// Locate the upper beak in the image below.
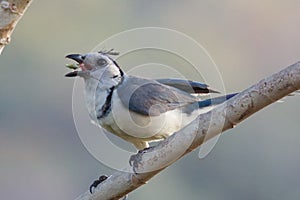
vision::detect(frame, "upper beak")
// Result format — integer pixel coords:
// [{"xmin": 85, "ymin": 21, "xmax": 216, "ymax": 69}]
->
[{"xmin": 65, "ymin": 54, "xmax": 84, "ymax": 64}]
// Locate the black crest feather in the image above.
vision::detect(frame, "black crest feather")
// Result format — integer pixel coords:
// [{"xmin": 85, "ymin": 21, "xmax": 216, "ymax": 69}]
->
[{"xmin": 98, "ymin": 49, "xmax": 119, "ymax": 56}]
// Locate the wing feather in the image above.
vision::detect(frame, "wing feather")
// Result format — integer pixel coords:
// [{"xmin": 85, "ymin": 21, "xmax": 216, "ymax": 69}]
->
[
  {"xmin": 156, "ymin": 78, "xmax": 219, "ymax": 94},
  {"xmin": 117, "ymin": 76, "xmax": 198, "ymax": 116}
]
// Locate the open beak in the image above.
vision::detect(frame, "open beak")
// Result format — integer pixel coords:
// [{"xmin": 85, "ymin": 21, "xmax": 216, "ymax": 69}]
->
[{"xmin": 65, "ymin": 54, "xmax": 85, "ymax": 77}]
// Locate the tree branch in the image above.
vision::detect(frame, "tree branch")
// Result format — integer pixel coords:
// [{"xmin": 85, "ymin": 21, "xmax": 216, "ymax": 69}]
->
[
  {"xmin": 75, "ymin": 61, "xmax": 300, "ymax": 200},
  {"xmin": 0, "ymin": 0, "xmax": 32, "ymax": 55}
]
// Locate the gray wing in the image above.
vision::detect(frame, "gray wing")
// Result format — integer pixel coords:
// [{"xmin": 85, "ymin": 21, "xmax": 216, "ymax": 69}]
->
[
  {"xmin": 117, "ymin": 76, "xmax": 198, "ymax": 116},
  {"xmin": 156, "ymin": 78, "xmax": 219, "ymax": 94}
]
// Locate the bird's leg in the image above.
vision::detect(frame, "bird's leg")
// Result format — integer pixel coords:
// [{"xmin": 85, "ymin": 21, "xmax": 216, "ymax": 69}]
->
[{"xmin": 129, "ymin": 146, "xmax": 154, "ymax": 174}]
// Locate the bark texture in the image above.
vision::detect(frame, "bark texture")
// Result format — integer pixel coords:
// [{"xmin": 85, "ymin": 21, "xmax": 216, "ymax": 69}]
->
[{"xmin": 0, "ymin": 0, "xmax": 32, "ymax": 54}]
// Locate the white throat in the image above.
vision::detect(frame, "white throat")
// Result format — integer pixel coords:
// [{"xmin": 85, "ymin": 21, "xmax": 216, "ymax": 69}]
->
[{"xmin": 83, "ymin": 64, "xmax": 124, "ymax": 122}]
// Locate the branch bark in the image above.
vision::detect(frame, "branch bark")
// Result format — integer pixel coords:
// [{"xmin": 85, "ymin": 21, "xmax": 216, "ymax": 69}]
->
[
  {"xmin": 75, "ymin": 61, "xmax": 300, "ymax": 200},
  {"xmin": 0, "ymin": 0, "xmax": 32, "ymax": 55}
]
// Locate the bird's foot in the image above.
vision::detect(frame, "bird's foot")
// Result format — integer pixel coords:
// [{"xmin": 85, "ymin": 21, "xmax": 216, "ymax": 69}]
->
[
  {"xmin": 89, "ymin": 175, "xmax": 128, "ymax": 199},
  {"xmin": 89, "ymin": 175, "xmax": 108, "ymax": 194},
  {"xmin": 129, "ymin": 147, "xmax": 153, "ymax": 174}
]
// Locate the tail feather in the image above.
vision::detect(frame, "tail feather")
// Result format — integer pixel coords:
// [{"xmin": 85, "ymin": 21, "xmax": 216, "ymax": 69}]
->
[{"xmin": 198, "ymin": 93, "xmax": 238, "ymax": 108}]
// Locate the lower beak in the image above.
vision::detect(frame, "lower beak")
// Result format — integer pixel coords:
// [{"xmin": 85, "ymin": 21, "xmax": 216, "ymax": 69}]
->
[
  {"xmin": 65, "ymin": 71, "xmax": 78, "ymax": 77},
  {"xmin": 65, "ymin": 70, "xmax": 87, "ymax": 77}
]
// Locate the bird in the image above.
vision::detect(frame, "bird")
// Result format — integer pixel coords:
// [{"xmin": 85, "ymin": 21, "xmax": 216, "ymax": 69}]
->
[{"xmin": 65, "ymin": 50, "xmax": 238, "ymax": 150}]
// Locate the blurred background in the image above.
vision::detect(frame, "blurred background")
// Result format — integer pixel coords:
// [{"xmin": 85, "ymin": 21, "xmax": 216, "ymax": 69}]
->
[{"xmin": 1, "ymin": 0, "xmax": 300, "ymax": 199}]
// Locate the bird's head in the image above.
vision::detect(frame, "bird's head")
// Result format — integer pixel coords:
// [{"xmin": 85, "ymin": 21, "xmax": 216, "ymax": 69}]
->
[{"xmin": 65, "ymin": 51, "xmax": 123, "ymax": 80}]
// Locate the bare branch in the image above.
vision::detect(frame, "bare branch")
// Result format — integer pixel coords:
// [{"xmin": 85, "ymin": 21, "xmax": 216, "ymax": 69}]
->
[
  {"xmin": 75, "ymin": 61, "xmax": 300, "ymax": 200},
  {"xmin": 0, "ymin": 0, "xmax": 32, "ymax": 55}
]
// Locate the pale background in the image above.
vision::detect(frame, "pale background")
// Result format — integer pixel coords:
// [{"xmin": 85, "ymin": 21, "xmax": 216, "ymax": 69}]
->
[{"xmin": 0, "ymin": 1, "xmax": 300, "ymax": 199}]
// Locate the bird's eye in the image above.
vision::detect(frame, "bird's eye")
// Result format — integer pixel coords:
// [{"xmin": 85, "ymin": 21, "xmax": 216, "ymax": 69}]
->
[{"xmin": 97, "ymin": 58, "xmax": 107, "ymax": 66}]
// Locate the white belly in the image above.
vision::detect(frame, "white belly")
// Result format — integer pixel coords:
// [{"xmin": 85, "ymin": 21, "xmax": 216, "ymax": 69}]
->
[
  {"xmin": 95, "ymin": 91, "xmax": 216, "ymax": 149},
  {"xmin": 102, "ymin": 92, "xmax": 197, "ymax": 140}
]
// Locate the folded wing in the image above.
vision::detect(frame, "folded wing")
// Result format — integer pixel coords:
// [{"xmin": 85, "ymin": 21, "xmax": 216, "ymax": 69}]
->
[{"xmin": 117, "ymin": 76, "xmax": 198, "ymax": 116}]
